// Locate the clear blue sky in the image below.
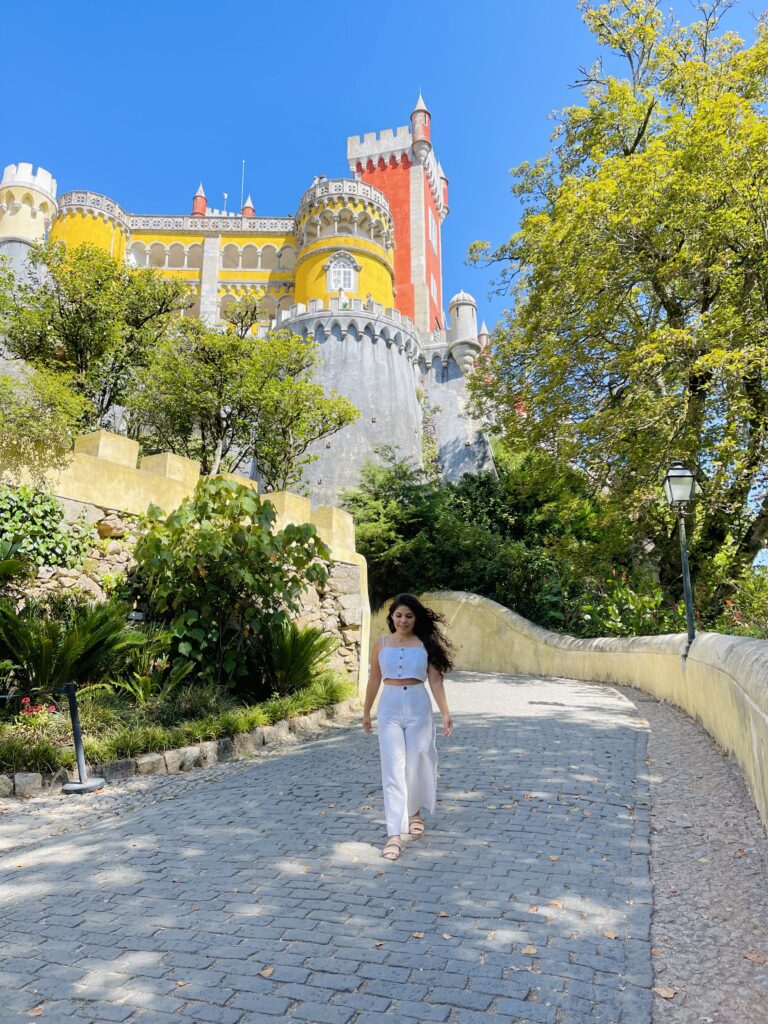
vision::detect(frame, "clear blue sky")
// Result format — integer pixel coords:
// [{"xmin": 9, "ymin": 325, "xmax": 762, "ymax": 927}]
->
[{"xmin": 2, "ymin": 0, "xmax": 763, "ymax": 330}]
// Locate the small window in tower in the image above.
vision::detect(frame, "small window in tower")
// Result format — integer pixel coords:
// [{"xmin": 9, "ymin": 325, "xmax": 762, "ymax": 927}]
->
[
  {"xmin": 430, "ymin": 274, "xmax": 438, "ymax": 303},
  {"xmin": 325, "ymin": 251, "xmax": 359, "ymax": 294},
  {"xmin": 331, "ymin": 266, "xmax": 354, "ymax": 291},
  {"xmin": 429, "ymin": 209, "xmax": 438, "ymax": 253}
]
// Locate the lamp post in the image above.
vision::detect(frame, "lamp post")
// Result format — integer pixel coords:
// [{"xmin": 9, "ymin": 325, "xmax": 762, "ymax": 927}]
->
[{"xmin": 663, "ymin": 461, "xmax": 697, "ymax": 650}]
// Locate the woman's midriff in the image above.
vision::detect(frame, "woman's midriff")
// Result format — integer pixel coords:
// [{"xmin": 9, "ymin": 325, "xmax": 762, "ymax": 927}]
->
[{"xmin": 382, "ymin": 678, "xmax": 425, "ymax": 686}]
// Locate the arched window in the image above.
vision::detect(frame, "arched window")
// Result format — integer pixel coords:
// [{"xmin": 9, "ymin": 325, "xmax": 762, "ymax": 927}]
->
[{"xmin": 325, "ymin": 251, "xmax": 359, "ymax": 293}]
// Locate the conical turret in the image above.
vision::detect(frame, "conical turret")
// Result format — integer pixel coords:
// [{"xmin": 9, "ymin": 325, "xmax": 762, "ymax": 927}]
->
[
  {"xmin": 192, "ymin": 183, "xmax": 207, "ymax": 217},
  {"xmin": 411, "ymin": 92, "xmax": 432, "ymax": 165}
]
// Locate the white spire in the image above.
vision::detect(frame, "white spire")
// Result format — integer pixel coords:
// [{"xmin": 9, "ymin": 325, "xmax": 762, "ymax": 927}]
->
[
  {"xmin": 413, "ymin": 91, "xmax": 430, "ymax": 114},
  {"xmin": 195, "ymin": 182, "xmax": 206, "ymax": 198},
  {"xmin": 244, "ymin": 193, "xmax": 254, "ymax": 208}
]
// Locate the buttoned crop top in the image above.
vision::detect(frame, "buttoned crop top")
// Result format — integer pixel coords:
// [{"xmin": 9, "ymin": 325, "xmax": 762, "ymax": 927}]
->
[{"xmin": 378, "ymin": 641, "xmax": 429, "ymax": 682}]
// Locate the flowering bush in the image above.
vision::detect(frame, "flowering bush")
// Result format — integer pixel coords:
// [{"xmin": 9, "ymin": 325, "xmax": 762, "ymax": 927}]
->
[{"xmin": 15, "ymin": 698, "xmax": 64, "ymax": 742}]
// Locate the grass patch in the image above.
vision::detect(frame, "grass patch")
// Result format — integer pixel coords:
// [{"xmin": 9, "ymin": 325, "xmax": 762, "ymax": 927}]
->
[{"xmin": 0, "ymin": 671, "xmax": 356, "ymax": 775}]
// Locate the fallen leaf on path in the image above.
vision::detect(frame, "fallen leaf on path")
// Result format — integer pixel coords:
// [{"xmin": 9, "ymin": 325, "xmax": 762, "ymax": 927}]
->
[
  {"xmin": 259, "ymin": 966, "xmax": 274, "ymax": 977},
  {"xmin": 374, "ymin": 941, "xmax": 383, "ymax": 948},
  {"xmin": 412, "ymin": 931, "xmax": 424, "ymax": 939},
  {"xmin": 521, "ymin": 944, "xmax": 538, "ymax": 955},
  {"xmin": 652, "ymin": 986, "xmax": 677, "ymax": 999},
  {"xmin": 438, "ymin": 911, "xmax": 448, "ymax": 918},
  {"xmin": 603, "ymin": 931, "xmax": 618, "ymax": 940},
  {"xmin": 549, "ymin": 855, "xmax": 560, "ymax": 862},
  {"xmin": 651, "ymin": 948, "xmax": 661, "ymax": 956},
  {"xmin": 744, "ymin": 950, "xmax": 767, "ymax": 965},
  {"xmin": 442, "ymin": 933, "xmax": 452, "ymax": 939},
  {"xmin": 529, "ymin": 904, "xmax": 539, "ymax": 913},
  {"xmin": 548, "ymin": 899, "xmax": 564, "ymax": 909},
  {"xmin": 735, "ymin": 848, "xmax": 745, "ymax": 858},
  {"xmin": 29, "ymin": 1008, "xmax": 44, "ymax": 1018}
]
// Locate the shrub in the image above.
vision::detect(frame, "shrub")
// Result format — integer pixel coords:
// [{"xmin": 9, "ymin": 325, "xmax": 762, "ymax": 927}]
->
[
  {"xmin": 714, "ymin": 566, "xmax": 768, "ymax": 638},
  {"xmin": 0, "ymin": 538, "xmax": 32, "ymax": 597},
  {"xmin": 0, "ymin": 597, "xmax": 142, "ymax": 698},
  {"xmin": 0, "ymin": 484, "xmax": 94, "ymax": 569},
  {"xmin": 577, "ymin": 571, "xmax": 685, "ymax": 638},
  {"xmin": 257, "ymin": 621, "xmax": 338, "ymax": 698},
  {"xmin": 133, "ymin": 477, "xmax": 330, "ymax": 688}
]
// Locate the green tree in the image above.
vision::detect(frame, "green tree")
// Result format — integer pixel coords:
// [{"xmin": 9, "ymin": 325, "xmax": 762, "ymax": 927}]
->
[
  {"xmin": 127, "ymin": 320, "xmax": 358, "ymax": 486},
  {"xmin": 3, "ymin": 242, "xmax": 189, "ymax": 426},
  {"xmin": 0, "ymin": 365, "xmax": 88, "ymax": 480},
  {"xmin": 133, "ymin": 477, "xmax": 330, "ymax": 687},
  {"xmin": 341, "ymin": 452, "xmax": 617, "ymax": 627},
  {"xmin": 221, "ymin": 293, "xmax": 267, "ymax": 339},
  {"xmin": 469, "ymin": 0, "xmax": 768, "ymax": 608}
]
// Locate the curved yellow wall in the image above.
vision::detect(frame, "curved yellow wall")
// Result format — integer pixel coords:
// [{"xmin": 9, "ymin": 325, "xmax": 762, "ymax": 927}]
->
[
  {"xmin": 295, "ymin": 237, "xmax": 394, "ymax": 307},
  {"xmin": 50, "ymin": 211, "xmax": 128, "ymax": 262}
]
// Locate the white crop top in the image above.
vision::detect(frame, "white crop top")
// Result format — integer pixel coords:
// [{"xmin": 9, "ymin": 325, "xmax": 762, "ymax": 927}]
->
[{"xmin": 378, "ymin": 641, "xmax": 429, "ymax": 681}]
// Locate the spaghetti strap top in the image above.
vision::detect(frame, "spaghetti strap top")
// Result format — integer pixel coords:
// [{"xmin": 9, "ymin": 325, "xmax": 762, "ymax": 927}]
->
[{"xmin": 378, "ymin": 640, "xmax": 429, "ymax": 682}]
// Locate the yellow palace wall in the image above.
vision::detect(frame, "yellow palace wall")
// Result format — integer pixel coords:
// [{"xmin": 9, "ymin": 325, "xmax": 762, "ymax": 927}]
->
[{"xmin": 50, "ymin": 211, "xmax": 128, "ymax": 262}]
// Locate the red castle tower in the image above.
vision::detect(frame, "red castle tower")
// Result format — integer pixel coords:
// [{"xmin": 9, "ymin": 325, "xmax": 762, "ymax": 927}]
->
[{"xmin": 347, "ymin": 94, "xmax": 448, "ymax": 335}]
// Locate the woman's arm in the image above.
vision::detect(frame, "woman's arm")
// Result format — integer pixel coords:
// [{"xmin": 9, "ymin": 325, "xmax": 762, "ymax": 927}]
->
[
  {"xmin": 427, "ymin": 664, "xmax": 453, "ymax": 737},
  {"xmin": 362, "ymin": 638, "xmax": 383, "ymax": 734}
]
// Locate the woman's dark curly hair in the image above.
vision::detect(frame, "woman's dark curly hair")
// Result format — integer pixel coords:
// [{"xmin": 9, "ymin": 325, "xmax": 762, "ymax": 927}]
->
[{"xmin": 386, "ymin": 594, "xmax": 454, "ymax": 676}]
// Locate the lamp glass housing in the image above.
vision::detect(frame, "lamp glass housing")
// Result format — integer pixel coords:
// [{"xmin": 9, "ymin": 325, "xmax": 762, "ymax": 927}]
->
[{"xmin": 663, "ymin": 462, "xmax": 697, "ymax": 507}]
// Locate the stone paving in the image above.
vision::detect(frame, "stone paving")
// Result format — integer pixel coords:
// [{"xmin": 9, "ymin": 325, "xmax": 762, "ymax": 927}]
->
[
  {"xmin": 639, "ymin": 693, "xmax": 768, "ymax": 1023},
  {"xmin": 0, "ymin": 672, "xmax": 764, "ymax": 1023}
]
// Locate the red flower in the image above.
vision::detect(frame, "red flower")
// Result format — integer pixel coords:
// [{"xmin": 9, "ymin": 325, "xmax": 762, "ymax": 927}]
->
[
  {"xmin": 48, "ymin": 705, "xmax": 56, "ymax": 712},
  {"xmin": 21, "ymin": 697, "xmax": 30, "ymax": 704}
]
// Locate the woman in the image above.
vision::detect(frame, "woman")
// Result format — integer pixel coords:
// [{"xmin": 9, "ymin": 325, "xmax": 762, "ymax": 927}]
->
[{"xmin": 363, "ymin": 594, "xmax": 454, "ymax": 861}]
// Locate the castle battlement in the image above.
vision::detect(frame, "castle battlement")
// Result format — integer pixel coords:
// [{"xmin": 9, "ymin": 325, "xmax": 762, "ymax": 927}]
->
[
  {"xmin": 1, "ymin": 163, "xmax": 57, "ymax": 201},
  {"xmin": 347, "ymin": 126, "xmax": 412, "ymax": 168},
  {"xmin": 297, "ymin": 178, "xmax": 392, "ymax": 221}
]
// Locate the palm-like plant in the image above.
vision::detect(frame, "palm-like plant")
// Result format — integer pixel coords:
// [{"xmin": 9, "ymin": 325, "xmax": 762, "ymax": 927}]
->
[
  {"xmin": 261, "ymin": 620, "xmax": 337, "ymax": 697},
  {"xmin": 0, "ymin": 598, "xmax": 142, "ymax": 698},
  {"xmin": 0, "ymin": 539, "xmax": 31, "ymax": 595}
]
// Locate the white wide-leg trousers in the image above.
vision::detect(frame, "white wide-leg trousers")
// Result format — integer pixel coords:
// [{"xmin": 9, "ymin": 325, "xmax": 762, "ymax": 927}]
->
[{"xmin": 377, "ymin": 683, "xmax": 438, "ymax": 836}]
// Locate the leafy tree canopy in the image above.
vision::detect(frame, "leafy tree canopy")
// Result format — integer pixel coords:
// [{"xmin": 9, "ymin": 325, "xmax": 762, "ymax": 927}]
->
[
  {"xmin": 127, "ymin": 320, "xmax": 358, "ymax": 488},
  {"xmin": 469, "ymin": 0, "xmax": 768, "ymax": 600},
  {"xmin": 340, "ymin": 450, "xmax": 622, "ymax": 626},
  {"xmin": 0, "ymin": 365, "xmax": 88, "ymax": 481},
  {"xmin": 2, "ymin": 242, "xmax": 189, "ymax": 426}
]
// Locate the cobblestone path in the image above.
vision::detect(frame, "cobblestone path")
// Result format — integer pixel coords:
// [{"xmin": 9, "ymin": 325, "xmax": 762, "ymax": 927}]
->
[{"xmin": 0, "ymin": 672, "xmax": 764, "ymax": 1024}]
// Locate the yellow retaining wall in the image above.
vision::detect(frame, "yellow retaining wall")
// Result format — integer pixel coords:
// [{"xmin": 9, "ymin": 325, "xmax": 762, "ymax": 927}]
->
[{"xmin": 371, "ymin": 590, "xmax": 768, "ymax": 829}]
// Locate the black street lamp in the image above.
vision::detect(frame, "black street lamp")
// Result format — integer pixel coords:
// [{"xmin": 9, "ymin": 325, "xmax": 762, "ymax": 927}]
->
[{"xmin": 663, "ymin": 461, "xmax": 698, "ymax": 652}]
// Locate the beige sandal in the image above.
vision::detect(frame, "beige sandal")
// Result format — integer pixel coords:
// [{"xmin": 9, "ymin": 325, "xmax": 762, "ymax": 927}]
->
[
  {"xmin": 382, "ymin": 836, "xmax": 402, "ymax": 860},
  {"xmin": 408, "ymin": 815, "xmax": 425, "ymax": 836}
]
